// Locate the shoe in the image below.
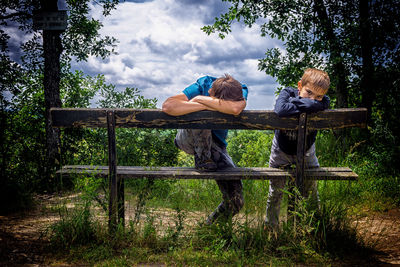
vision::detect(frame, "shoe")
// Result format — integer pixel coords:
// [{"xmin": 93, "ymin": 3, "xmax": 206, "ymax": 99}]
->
[
  {"xmin": 195, "ymin": 157, "xmax": 217, "ymax": 172},
  {"xmin": 263, "ymin": 222, "xmax": 279, "ymax": 232},
  {"xmin": 204, "ymin": 202, "xmax": 229, "ymax": 225},
  {"xmin": 205, "ymin": 210, "xmax": 218, "ymax": 225}
]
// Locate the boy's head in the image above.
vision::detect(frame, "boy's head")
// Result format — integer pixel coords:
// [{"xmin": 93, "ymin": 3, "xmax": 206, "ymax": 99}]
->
[
  {"xmin": 209, "ymin": 74, "xmax": 244, "ymax": 101},
  {"xmin": 298, "ymin": 68, "xmax": 330, "ymax": 101}
]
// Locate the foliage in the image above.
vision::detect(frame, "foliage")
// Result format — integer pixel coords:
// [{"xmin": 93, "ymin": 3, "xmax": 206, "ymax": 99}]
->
[
  {"xmin": 316, "ymin": 130, "xmax": 400, "ymax": 208},
  {"xmin": 63, "ymin": 0, "xmax": 119, "ymax": 61},
  {"xmin": 203, "ymin": 0, "xmax": 400, "ymax": 175},
  {"xmin": 203, "ymin": 0, "xmax": 400, "ymax": 105},
  {"xmin": 227, "ymin": 130, "xmax": 273, "ymax": 167},
  {"xmin": 0, "ymin": 0, "xmax": 122, "ymax": 212},
  {"xmin": 0, "ymin": 0, "xmax": 119, "ymax": 63},
  {"xmin": 59, "ymin": 75, "xmax": 179, "ymax": 216},
  {"xmin": 0, "ymin": 60, "xmax": 48, "ymax": 213},
  {"xmin": 0, "ymin": 56, "xmax": 178, "ymax": 213},
  {"xmin": 47, "ymin": 187, "xmax": 373, "ymax": 266},
  {"xmin": 48, "ymin": 202, "xmax": 98, "ymax": 249},
  {"xmin": 42, "ymin": 127, "xmax": 396, "ymax": 265}
]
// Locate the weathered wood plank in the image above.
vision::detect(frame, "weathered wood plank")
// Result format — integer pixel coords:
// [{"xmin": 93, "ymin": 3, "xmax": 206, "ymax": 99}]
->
[
  {"xmin": 296, "ymin": 113, "xmax": 307, "ymax": 195},
  {"xmin": 51, "ymin": 108, "xmax": 107, "ymax": 127},
  {"xmin": 107, "ymin": 111, "xmax": 119, "ymax": 230},
  {"xmin": 56, "ymin": 166, "xmax": 358, "ymax": 180},
  {"xmin": 307, "ymin": 108, "xmax": 368, "ymax": 130},
  {"xmin": 50, "ymin": 108, "xmax": 367, "ymax": 130}
]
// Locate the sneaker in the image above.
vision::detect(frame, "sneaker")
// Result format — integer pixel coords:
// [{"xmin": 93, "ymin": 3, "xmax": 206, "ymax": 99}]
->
[
  {"xmin": 205, "ymin": 210, "xmax": 218, "ymax": 225},
  {"xmin": 194, "ymin": 157, "xmax": 217, "ymax": 172},
  {"xmin": 263, "ymin": 221, "xmax": 279, "ymax": 232}
]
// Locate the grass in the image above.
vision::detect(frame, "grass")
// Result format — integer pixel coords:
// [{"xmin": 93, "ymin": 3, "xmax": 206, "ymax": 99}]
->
[
  {"xmin": 45, "ymin": 130, "xmax": 398, "ymax": 266},
  {"xmin": 46, "ymin": 186, "xmax": 374, "ymax": 266}
]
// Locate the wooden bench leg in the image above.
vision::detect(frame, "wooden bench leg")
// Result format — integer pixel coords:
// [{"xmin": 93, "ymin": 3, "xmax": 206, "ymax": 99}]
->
[
  {"xmin": 287, "ymin": 113, "xmax": 307, "ymax": 225},
  {"xmin": 118, "ymin": 177, "xmax": 124, "ymax": 226},
  {"xmin": 296, "ymin": 112, "xmax": 307, "ymax": 196},
  {"xmin": 107, "ymin": 110, "xmax": 119, "ymax": 232}
]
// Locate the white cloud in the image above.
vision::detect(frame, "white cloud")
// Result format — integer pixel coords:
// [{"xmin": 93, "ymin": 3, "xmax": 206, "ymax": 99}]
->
[{"xmin": 71, "ymin": 0, "xmax": 280, "ymax": 109}]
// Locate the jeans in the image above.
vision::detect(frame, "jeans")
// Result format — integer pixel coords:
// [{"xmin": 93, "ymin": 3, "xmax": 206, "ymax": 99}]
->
[
  {"xmin": 175, "ymin": 129, "xmax": 244, "ymax": 223},
  {"xmin": 265, "ymin": 135, "xmax": 319, "ymax": 226}
]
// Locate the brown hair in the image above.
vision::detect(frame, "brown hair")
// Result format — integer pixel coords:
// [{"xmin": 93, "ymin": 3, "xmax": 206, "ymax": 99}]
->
[
  {"xmin": 301, "ymin": 68, "xmax": 330, "ymax": 93},
  {"xmin": 210, "ymin": 74, "xmax": 244, "ymax": 101}
]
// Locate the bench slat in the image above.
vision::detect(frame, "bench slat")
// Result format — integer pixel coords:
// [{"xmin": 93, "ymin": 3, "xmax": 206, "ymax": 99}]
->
[
  {"xmin": 56, "ymin": 165, "xmax": 357, "ymax": 180},
  {"xmin": 50, "ymin": 108, "xmax": 367, "ymax": 130}
]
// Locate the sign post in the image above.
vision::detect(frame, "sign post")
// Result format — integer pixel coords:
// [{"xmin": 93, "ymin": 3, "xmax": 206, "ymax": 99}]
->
[{"xmin": 33, "ymin": 11, "xmax": 68, "ymax": 31}]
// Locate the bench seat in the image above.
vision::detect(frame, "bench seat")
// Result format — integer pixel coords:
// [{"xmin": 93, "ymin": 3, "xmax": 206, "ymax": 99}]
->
[{"xmin": 57, "ymin": 165, "xmax": 358, "ymax": 180}]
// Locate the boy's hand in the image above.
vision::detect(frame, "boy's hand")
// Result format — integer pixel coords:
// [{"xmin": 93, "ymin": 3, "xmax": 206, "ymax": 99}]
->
[{"xmin": 291, "ymin": 96, "xmax": 329, "ymax": 112}]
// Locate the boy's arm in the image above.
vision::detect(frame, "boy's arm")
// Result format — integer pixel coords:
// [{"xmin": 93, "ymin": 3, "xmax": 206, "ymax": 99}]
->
[
  {"xmin": 275, "ymin": 88, "xmax": 330, "ymax": 117},
  {"xmin": 191, "ymin": 95, "xmax": 246, "ymax": 115},
  {"xmin": 290, "ymin": 95, "xmax": 330, "ymax": 112},
  {"xmin": 162, "ymin": 93, "xmax": 212, "ymax": 116},
  {"xmin": 274, "ymin": 88, "xmax": 302, "ymax": 117}
]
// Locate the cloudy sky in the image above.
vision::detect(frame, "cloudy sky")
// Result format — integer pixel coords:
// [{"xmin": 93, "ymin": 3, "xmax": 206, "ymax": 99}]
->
[{"xmin": 69, "ymin": 0, "xmax": 282, "ymax": 110}]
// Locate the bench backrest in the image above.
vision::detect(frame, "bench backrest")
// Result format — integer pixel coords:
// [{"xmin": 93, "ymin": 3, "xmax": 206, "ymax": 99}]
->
[{"xmin": 51, "ymin": 108, "xmax": 367, "ymax": 130}]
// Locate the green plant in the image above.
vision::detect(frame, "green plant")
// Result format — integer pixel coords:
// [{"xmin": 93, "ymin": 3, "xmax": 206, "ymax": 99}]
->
[
  {"xmin": 164, "ymin": 206, "xmax": 186, "ymax": 249},
  {"xmin": 227, "ymin": 130, "xmax": 273, "ymax": 167},
  {"xmin": 48, "ymin": 202, "xmax": 98, "ymax": 249}
]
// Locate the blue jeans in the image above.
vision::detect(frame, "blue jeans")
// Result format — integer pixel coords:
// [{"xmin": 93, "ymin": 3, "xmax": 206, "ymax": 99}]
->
[{"xmin": 266, "ymin": 135, "xmax": 319, "ymax": 226}]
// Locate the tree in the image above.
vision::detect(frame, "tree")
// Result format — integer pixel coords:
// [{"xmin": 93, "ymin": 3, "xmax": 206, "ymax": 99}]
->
[
  {"xmin": 1, "ymin": 0, "xmax": 119, "ymax": 185},
  {"xmin": 203, "ymin": 0, "xmax": 400, "ymax": 174},
  {"xmin": 202, "ymin": 0, "xmax": 400, "ymax": 114}
]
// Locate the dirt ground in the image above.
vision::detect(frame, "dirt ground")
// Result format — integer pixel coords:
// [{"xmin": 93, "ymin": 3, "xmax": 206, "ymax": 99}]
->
[{"xmin": 0, "ymin": 194, "xmax": 399, "ymax": 266}]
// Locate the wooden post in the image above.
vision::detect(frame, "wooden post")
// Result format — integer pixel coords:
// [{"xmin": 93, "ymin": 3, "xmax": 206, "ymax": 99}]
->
[
  {"xmin": 118, "ymin": 169, "xmax": 125, "ymax": 227},
  {"xmin": 296, "ymin": 113, "xmax": 307, "ymax": 196},
  {"xmin": 287, "ymin": 112, "xmax": 307, "ymax": 218},
  {"xmin": 107, "ymin": 110, "xmax": 118, "ymax": 231}
]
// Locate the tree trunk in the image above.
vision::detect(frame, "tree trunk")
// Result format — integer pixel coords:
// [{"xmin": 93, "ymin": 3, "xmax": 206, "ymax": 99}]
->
[
  {"xmin": 313, "ymin": 0, "xmax": 348, "ymax": 108},
  {"xmin": 41, "ymin": 0, "xmax": 63, "ymax": 180},
  {"xmin": 359, "ymin": 0, "xmax": 374, "ymax": 123}
]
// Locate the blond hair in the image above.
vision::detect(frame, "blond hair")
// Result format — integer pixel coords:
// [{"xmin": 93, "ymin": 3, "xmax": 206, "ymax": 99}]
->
[{"xmin": 301, "ymin": 68, "xmax": 330, "ymax": 93}]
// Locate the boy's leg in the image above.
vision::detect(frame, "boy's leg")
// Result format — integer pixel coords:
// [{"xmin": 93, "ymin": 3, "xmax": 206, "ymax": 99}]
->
[
  {"xmin": 175, "ymin": 129, "xmax": 217, "ymax": 171},
  {"xmin": 265, "ymin": 135, "xmax": 293, "ymax": 228},
  {"xmin": 175, "ymin": 130, "xmax": 242, "ymax": 224},
  {"xmin": 205, "ymin": 143, "xmax": 244, "ymax": 225}
]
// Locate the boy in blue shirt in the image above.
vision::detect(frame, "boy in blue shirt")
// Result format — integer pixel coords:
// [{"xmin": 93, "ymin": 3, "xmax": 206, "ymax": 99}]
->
[
  {"xmin": 162, "ymin": 74, "xmax": 248, "ymax": 224},
  {"xmin": 266, "ymin": 68, "xmax": 330, "ymax": 228}
]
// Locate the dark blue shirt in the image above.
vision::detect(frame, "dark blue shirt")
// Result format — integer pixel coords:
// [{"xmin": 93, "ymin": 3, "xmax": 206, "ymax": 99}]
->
[
  {"xmin": 183, "ymin": 76, "xmax": 248, "ymax": 147},
  {"xmin": 274, "ymin": 87, "xmax": 330, "ymax": 155}
]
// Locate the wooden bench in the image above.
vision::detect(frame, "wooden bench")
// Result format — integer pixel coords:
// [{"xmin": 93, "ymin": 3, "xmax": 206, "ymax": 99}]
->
[{"xmin": 51, "ymin": 108, "xmax": 367, "ymax": 229}]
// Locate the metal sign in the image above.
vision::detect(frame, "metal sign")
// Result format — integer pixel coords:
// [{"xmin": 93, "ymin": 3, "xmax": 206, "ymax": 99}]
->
[{"xmin": 33, "ymin": 11, "xmax": 68, "ymax": 31}]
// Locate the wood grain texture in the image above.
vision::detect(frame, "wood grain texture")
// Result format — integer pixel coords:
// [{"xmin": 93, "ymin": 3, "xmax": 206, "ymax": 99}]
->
[
  {"xmin": 50, "ymin": 108, "xmax": 367, "ymax": 130},
  {"xmin": 56, "ymin": 166, "xmax": 358, "ymax": 180},
  {"xmin": 107, "ymin": 111, "xmax": 119, "ymax": 230},
  {"xmin": 296, "ymin": 113, "xmax": 307, "ymax": 195}
]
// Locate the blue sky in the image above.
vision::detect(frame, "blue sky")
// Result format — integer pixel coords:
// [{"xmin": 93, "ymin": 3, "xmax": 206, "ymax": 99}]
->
[{"xmin": 69, "ymin": 0, "xmax": 282, "ymax": 110}]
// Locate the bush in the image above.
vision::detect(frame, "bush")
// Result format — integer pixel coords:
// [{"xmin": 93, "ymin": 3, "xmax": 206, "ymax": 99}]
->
[
  {"xmin": 49, "ymin": 203, "xmax": 98, "ymax": 249},
  {"xmin": 227, "ymin": 130, "xmax": 273, "ymax": 167}
]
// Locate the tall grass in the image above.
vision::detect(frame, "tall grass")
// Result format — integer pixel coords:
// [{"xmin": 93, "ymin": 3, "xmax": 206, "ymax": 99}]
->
[
  {"xmin": 47, "ymin": 129, "xmax": 395, "ymax": 265},
  {"xmin": 47, "ymin": 188, "xmax": 371, "ymax": 266}
]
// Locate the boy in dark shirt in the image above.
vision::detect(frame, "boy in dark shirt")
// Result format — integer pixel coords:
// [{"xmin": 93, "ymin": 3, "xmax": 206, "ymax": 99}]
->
[{"xmin": 265, "ymin": 68, "xmax": 330, "ymax": 228}]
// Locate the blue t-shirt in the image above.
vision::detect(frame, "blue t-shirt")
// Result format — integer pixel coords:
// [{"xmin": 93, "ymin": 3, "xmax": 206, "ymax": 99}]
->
[{"xmin": 183, "ymin": 76, "xmax": 248, "ymax": 147}]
